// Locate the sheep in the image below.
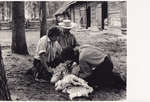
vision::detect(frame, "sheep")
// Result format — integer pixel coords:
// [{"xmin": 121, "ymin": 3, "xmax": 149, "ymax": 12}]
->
[
  {"xmin": 50, "ymin": 61, "xmax": 71, "ymax": 83},
  {"xmin": 50, "ymin": 61, "xmax": 93, "ymax": 100},
  {"xmin": 55, "ymin": 74, "xmax": 93, "ymax": 100}
]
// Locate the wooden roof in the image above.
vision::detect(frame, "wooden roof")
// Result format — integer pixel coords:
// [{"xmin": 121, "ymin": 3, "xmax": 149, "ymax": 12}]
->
[{"xmin": 54, "ymin": 1, "xmax": 77, "ymax": 16}]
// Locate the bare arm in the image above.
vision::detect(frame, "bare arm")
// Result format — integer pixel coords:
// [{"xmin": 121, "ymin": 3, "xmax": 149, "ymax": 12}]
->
[
  {"xmin": 78, "ymin": 60, "xmax": 92, "ymax": 79},
  {"xmin": 40, "ymin": 53, "xmax": 53, "ymax": 73}
]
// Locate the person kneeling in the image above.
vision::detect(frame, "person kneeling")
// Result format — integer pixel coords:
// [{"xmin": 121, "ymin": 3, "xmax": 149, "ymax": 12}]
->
[
  {"xmin": 61, "ymin": 44, "xmax": 114, "ymax": 88},
  {"xmin": 32, "ymin": 26, "xmax": 62, "ymax": 82}
]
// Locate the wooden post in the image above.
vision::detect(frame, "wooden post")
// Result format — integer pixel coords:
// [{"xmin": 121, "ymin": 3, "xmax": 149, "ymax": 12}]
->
[{"xmin": 0, "ymin": 45, "xmax": 11, "ymax": 100}]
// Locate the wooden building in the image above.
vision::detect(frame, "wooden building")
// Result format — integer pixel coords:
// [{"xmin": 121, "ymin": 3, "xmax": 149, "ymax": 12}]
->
[
  {"xmin": 108, "ymin": 1, "xmax": 127, "ymax": 28},
  {"xmin": 54, "ymin": 1, "xmax": 127, "ymax": 31}
]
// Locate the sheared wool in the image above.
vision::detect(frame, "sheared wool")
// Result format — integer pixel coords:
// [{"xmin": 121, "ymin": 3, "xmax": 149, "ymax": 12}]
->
[
  {"xmin": 51, "ymin": 62, "xmax": 93, "ymax": 100},
  {"xmin": 66, "ymin": 86, "xmax": 92, "ymax": 100},
  {"xmin": 51, "ymin": 61, "xmax": 78, "ymax": 83},
  {"xmin": 51, "ymin": 63, "xmax": 68, "ymax": 83},
  {"xmin": 55, "ymin": 74, "xmax": 93, "ymax": 100}
]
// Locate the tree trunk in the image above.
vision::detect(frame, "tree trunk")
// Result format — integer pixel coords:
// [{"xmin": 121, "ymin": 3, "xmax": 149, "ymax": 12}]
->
[
  {"xmin": 2, "ymin": 3, "xmax": 5, "ymax": 21},
  {"xmin": 0, "ymin": 45, "xmax": 11, "ymax": 100},
  {"xmin": 39, "ymin": 1, "xmax": 47, "ymax": 37},
  {"xmin": 11, "ymin": 2, "xmax": 28, "ymax": 55}
]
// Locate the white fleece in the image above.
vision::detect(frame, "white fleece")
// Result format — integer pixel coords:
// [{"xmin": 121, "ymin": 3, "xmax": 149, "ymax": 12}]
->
[{"xmin": 55, "ymin": 74, "xmax": 93, "ymax": 100}]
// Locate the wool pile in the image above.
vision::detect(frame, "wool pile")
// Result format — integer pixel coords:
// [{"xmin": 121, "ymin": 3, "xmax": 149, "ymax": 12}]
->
[
  {"xmin": 55, "ymin": 74, "xmax": 93, "ymax": 100},
  {"xmin": 51, "ymin": 62, "xmax": 93, "ymax": 100}
]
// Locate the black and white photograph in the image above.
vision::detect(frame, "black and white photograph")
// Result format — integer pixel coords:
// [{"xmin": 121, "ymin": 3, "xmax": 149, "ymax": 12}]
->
[{"xmin": 0, "ymin": 1, "xmax": 127, "ymax": 101}]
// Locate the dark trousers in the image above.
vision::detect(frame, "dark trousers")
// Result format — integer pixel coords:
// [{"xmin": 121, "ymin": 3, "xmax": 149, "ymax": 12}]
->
[
  {"xmin": 32, "ymin": 57, "xmax": 63, "ymax": 81},
  {"xmin": 33, "ymin": 59, "xmax": 52, "ymax": 81},
  {"xmin": 85, "ymin": 56, "xmax": 114, "ymax": 87}
]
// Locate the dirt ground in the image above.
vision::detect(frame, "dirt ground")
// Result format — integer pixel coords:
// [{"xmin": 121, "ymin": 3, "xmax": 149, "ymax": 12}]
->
[{"xmin": 0, "ymin": 29, "xmax": 126, "ymax": 101}]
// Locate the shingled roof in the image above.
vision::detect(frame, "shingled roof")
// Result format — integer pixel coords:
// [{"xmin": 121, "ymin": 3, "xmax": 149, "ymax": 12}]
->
[{"xmin": 54, "ymin": 1, "xmax": 77, "ymax": 16}]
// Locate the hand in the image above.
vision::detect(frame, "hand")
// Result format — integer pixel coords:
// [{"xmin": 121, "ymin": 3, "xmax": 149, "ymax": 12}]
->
[
  {"xmin": 47, "ymin": 67, "xmax": 53, "ymax": 73},
  {"xmin": 72, "ymin": 65, "xmax": 80, "ymax": 76},
  {"xmin": 73, "ymin": 46, "xmax": 79, "ymax": 52}
]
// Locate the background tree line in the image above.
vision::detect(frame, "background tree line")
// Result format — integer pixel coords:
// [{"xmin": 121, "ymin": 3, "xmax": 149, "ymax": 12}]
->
[{"xmin": 0, "ymin": 1, "xmax": 64, "ymax": 21}]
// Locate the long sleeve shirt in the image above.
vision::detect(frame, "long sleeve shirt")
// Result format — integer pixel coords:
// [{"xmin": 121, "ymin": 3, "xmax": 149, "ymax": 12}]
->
[
  {"xmin": 78, "ymin": 44, "xmax": 107, "ymax": 78},
  {"xmin": 57, "ymin": 31, "xmax": 79, "ymax": 50}
]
